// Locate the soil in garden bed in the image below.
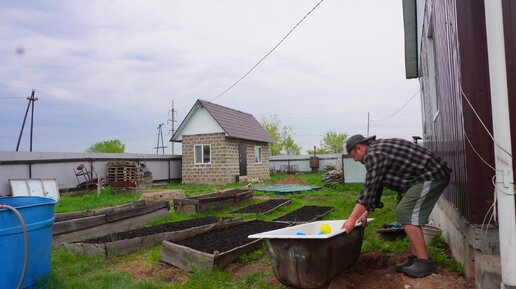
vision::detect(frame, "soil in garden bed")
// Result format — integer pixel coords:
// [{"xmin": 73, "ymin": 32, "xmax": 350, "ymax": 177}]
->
[
  {"xmin": 273, "ymin": 205, "xmax": 333, "ymax": 222},
  {"xmin": 174, "ymin": 220, "xmax": 288, "ymax": 254},
  {"xmin": 192, "ymin": 189, "xmax": 249, "ymax": 199},
  {"xmin": 83, "ymin": 217, "xmax": 221, "ymax": 244},
  {"xmin": 230, "ymin": 199, "xmax": 290, "ymax": 214}
]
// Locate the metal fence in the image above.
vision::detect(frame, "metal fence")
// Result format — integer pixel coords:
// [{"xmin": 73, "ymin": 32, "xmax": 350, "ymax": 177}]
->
[
  {"xmin": 269, "ymin": 154, "xmax": 366, "ymax": 183},
  {"xmin": 0, "ymin": 151, "xmax": 181, "ymax": 196}
]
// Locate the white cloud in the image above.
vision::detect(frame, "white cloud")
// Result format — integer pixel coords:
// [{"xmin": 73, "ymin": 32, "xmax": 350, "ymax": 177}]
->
[{"xmin": 0, "ymin": 0, "xmax": 421, "ymax": 154}]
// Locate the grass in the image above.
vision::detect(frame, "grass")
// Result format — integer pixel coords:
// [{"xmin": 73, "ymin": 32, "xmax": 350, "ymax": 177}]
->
[{"xmin": 47, "ymin": 172, "xmax": 464, "ymax": 288}]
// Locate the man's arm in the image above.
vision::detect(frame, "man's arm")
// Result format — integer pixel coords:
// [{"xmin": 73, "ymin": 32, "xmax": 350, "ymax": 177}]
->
[{"xmin": 342, "ymin": 203, "xmax": 368, "ymax": 233}]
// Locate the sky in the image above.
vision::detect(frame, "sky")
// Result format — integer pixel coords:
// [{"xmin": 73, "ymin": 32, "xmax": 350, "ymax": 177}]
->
[{"xmin": 0, "ymin": 0, "xmax": 421, "ymax": 155}]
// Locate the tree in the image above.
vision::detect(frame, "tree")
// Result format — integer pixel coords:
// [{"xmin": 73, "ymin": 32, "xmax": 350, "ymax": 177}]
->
[
  {"xmin": 86, "ymin": 139, "xmax": 125, "ymax": 153},
  {"xmin": 261, "ymin": 115, "xmax": 283, "ymax": 155},
  {"xmin": 282, "ymin": 135, "xmax": 301, "ymax": 155},
  {"xmin": 261, "ymin": 115, "xmax": 302, "ymax": 155},
  {"xmin": 306, "ymin": 146, "xmax": 331, "ymax": 155},
  {"xmin": 320, "ymin": 131, "xmax": 347, "ymax": 153}
]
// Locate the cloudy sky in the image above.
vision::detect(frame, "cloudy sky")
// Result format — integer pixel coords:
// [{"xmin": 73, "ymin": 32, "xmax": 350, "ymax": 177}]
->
[{"xmin": 0, "ymin": 0, "xmax": 421, "ymax": 155}]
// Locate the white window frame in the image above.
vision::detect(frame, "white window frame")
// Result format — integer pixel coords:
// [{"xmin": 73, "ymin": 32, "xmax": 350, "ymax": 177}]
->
[
  {"xmin": 254, "ymin": 146, "xmax": 262, "ymax": 163},
  {"xmin": 194, "ymin": 144, "xmax": 211, "ymax": 164},
  {"xmin": 427, "ymin": 19, "xmax": 440, "ymax": 122}
]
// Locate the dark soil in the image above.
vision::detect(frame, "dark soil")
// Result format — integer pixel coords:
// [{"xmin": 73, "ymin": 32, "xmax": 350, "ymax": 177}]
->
[
  {"xmin": 83, "ymin": 217, "xmax": 221, "ymax": 244},
  {"xmin": 192, "ymin": 189, "xmax": 249, "ymax": 200},
  {"xmin": 230, "ymin": 199, "xmax": 290, "ymax": 214},
  {"xmin": 273, "ymin": 205, "xmax": 333, "ymax": 222},
  {"xmin": 175, "ymin": 220, "xmax": 288, "ymax": 254}
]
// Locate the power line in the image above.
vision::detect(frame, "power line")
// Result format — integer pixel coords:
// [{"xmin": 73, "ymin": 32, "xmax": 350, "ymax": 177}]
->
[
  {"xmin": 210, "ymin": 0, "xmax": 325, "ymax": 102},
  {"xmin": 370, "ymin": 90, "xmax": 420, "ymax": 123}
]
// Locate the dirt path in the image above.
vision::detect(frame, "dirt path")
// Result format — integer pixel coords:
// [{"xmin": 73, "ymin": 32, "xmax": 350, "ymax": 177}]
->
[{"xmin": 229, "ymin": 250, "xmax": 475, "ymax": 289}]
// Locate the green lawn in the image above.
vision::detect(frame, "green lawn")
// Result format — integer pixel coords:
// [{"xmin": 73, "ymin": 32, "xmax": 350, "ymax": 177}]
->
[{"xmin": 48, "ymin": 172, "xmax": 462, "ymax": 289}]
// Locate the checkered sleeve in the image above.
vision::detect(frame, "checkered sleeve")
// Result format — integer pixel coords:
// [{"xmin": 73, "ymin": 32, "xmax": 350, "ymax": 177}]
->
[{"xmin": 357, "ymin": 152, "xmax": 389, "ymax": 212}]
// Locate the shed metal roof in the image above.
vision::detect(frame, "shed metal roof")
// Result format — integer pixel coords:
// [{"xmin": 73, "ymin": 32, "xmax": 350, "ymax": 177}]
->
[{"xmin": 171, "ymin": 99, "xmax": 274, "ymax": 143}]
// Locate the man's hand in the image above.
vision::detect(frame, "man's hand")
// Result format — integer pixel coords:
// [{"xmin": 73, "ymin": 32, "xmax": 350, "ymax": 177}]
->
[
  {"xmin": 358, "ymin": 210, "xmax": 369, "ymax": 227},
  {"xmin": 342, "ymin": 217, "xmax": 357, "ymax": 233},
  {"xmin": 342, "ymin": 203, "xmax": 368, "ymax": 234}
]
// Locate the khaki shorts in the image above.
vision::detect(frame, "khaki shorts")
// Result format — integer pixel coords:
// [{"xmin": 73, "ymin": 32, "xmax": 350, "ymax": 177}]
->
[{"xmin": 396, "ymin": 178, "xmax": 450, "ymax": 226}]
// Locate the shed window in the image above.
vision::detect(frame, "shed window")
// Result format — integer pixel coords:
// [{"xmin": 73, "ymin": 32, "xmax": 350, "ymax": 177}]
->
[
  {"xmin": 254, "ymin": 146, "xmax": 262, "ymax": 163},
  {"xmin": 194, "ymin": 144, "xmax": 211, "ymax": 164}
]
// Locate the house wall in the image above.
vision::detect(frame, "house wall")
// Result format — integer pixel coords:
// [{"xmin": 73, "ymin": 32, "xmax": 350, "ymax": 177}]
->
[
  {"xmin": 418, "ymin": 0, "xmax": 508, "ymax": 287},
  {"xmin": 502, "ymin": 0, "xmax": 516, "ymax": 176},
  {"xmin": 181, "ymin": 133, "xmax": 270, "ymax": 184},
  {"xmin": 419, "ymin": 0, "xmax": 495, "ymax": 225}
]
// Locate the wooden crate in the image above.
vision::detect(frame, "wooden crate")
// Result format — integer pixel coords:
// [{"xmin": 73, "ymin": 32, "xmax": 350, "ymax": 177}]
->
[
  {"xmin": 60, "ymin": 218, "xmax": 243, "ymax": 257},
  {"xmin": 173, "ymin": 189, "xmax": 253, "ymax": 213},
  {"xmin": 53, "ymin": 200, "xmax": 170, "ymax": 243}
]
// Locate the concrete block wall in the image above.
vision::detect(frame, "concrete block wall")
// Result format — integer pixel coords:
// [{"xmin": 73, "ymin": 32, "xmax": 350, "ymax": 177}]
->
[{"xmin": 182, "ymin": 133, "xmax": 270, "ymax": 184}]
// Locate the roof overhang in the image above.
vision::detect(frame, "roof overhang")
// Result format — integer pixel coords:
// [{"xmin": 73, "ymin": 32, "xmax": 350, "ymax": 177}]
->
[{"xmin": 402, "ymin": 0, "xmax": 419, "ymax": 79}]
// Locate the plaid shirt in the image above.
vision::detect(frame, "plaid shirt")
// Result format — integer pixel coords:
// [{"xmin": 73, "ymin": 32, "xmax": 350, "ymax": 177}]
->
[{"xmin": 357, "ymin": 138, "xmax": 451, "ymax": 212}]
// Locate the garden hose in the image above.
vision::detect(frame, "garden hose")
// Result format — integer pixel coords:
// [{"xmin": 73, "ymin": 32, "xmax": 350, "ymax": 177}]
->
[{"xmin": 0, "ymin": 204, "xmax": 29, "ymax": 289}]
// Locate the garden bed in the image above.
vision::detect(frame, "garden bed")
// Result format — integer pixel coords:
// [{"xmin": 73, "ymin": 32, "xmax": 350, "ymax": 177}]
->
[
  {"xmin": 53, "ymin": 200, "xmax": 170, "ymax": 243},
  {"xmin": 230, "ymin": 199, "xmax": 291, "ymax": 214},
  {"xmin": 160, "ymin": 220, "xmax": 289, "ymax": 272},
  {"xmin": 273, "ymin": 205, "xmax": 334, "ymax": 223},
  {"xmin": 173, "ymin": 188, "xmax": 253, "ymax": 213},
  {"xmin": 61, "ymin": 217, "xmax": 242, "ymax": 257}
]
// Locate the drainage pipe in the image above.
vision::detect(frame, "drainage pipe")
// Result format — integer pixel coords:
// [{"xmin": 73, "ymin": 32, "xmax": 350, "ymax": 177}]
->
[{"xmin": 484, "ymin": 1, "xmax": 516, "ymax": 288}]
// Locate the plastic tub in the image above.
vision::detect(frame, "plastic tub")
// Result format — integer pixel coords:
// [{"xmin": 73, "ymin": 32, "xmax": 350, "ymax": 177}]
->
[
  {"xmin": 249, "ymin": 219, "xmax": 371, "ymax": 289},
  {"xmin": 0, "ymin": 196, "xmax": 57, "ymax": 289}
]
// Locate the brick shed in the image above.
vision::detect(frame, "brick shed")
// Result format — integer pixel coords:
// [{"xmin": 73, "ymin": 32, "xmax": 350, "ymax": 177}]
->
[{"xmin": 170, "ymin": 99, "xmax": 274, "ymax": 184}]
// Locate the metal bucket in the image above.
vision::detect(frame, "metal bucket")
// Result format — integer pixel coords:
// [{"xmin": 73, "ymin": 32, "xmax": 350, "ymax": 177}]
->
[
  {"xmin": 249, "ymin": 220, "xmax": 365, "ymax": 289},
  {"xmin": 0, "ymin": 196, "xmax": 56, "ymax": 289}
]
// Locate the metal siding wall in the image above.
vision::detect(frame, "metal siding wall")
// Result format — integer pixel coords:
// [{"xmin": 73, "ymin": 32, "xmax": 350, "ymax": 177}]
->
[
  {"xmin": 502, "ymin": 0, "xmax": 516, "ymax": 177},
  {"xmin": 343, "ymin": 157, "xmax": 366, "ymax": 183},
  {"xmin": 419, "ymin": 0, "xmax": 495, "ymax": 224},
  {"xmin": 269, "ymin": 154, "xmax": 343, "ymax": 172},
  {"xmin": 0, "ymin": 152, "xmax": 182, "ymax": 195}
]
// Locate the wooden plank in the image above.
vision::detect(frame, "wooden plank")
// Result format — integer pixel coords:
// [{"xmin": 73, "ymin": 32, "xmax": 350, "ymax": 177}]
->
[
  {"xmin": 160, "ymin": 241, "xmax": 215, "ymax": 272},
  {"xmin": 60, "ymin": 218, "xmax": 244, "ymax": 257},
  {"xmin": 214, "ymin": 239, "xmax": 263, "ymax": 269},
  {"xmin": 55, "ymin": 210, "xmax": 96, "ymax": 222},
  {"xmin": 197, "ymin": 199, "xmax": 236, "ymax": 212},
  {"xmin": 53, "ymin": 215, "xmax": 107, "ymax": 235},
  {"xmin": 104, "ymin": 201, "xmax": 168, "ymax": 222},
  {"xmin": 53, "ymin": 207, "xmax": 170, "ymax": 244}
]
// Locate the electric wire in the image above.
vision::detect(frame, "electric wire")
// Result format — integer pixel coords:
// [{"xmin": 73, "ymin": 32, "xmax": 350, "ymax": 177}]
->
[
  {"xmin": 460, "ymin": 86, "xmax": 512, "ymax": 158},
  {"xmin": 463, "ymin": 127, "xmax": 496, "ymax": 171},
  {"xmin": 210, "ymin": 0, "xmax": 325, "ymax": 102},
  {"xmin": 370, "ymin": 90, "xmax": 420, "ymax": 123}
]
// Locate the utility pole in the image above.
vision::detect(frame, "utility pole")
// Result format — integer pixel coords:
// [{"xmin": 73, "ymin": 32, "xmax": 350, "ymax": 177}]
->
[
  {"xmin": 367, "ymin": 112, "xmax": 370, "ymax": 137},
  {"xmin": 168, "ymin": 100, "xmax": 178, "ymax": 155},
  {"xmin": 16, "ymin": 89, "xmax": 38, "ymax": 152},
  {"xmin": 155, "ymin": 123, "xmax": 167, "ymax": 154}
]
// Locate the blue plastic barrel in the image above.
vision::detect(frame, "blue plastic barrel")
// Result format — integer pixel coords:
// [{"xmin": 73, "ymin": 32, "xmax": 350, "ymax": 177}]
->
[{"xmin": 0, "ymin": 196, "xmax": 57, "ymax": 289}]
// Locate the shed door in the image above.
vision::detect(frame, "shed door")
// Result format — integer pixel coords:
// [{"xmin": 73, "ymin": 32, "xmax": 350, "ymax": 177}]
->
[{"xmin": 239, "ymin": 143, "xmax": 247, "ymax": 176}]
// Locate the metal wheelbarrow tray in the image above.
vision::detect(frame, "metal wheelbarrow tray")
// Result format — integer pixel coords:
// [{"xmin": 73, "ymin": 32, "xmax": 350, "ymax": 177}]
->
[{"xmin": 249, "ymin": 220, "xmax": 366, "ymax": 289}]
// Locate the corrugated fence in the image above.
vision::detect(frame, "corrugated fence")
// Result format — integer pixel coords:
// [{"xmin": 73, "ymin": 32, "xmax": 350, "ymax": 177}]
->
[
  {"xmin": 269, "ymin": 154, "xmax": 366, "ymax": 183},
  {"xmin": 0, "ymin": 151, "xmax": 181, "ymax": 196}
]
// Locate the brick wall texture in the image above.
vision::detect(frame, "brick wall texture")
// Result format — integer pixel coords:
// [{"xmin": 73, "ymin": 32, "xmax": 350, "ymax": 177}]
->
[{"xmin": 181, "ymin": 133, "xmax": 271, "ymax": 184}]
